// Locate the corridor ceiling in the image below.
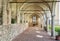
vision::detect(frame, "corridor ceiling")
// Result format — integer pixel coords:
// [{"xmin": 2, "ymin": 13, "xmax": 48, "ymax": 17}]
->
[{"xmin": 9, "ymin": 0, "xmax": 59, "ymax": 17}]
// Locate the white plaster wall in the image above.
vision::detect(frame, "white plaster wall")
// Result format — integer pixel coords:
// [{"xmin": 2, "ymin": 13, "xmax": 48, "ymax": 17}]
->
[
  {"xmin": 55, "ymin": 2, "xmax": 59, "ymax": 25},
  {"xmin": 59, "ymin": 2, "xmax": 60, "ymax": 25},
  {"xmin": 0, "ymin": 23, "xmax": 28, "ymax": 41}
]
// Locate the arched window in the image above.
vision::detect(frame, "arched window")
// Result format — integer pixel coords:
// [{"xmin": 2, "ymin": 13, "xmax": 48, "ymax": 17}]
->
[{"xmin": 32, "ymin": 16, "xmax": 36, "ymax": 24}]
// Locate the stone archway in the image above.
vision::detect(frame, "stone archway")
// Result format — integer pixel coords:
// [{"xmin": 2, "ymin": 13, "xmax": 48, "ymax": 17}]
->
[{"xmin": 28, "ymin": 14, "xmax": 40, "ymax": 27}]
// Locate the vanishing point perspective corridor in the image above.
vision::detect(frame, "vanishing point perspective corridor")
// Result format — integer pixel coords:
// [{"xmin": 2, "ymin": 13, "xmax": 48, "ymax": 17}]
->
[
  {"xmin": 12, "ymin": 27, "xmax": 55, "ymax": 41},
  {"xmin": 0, "ymin": 0, "xmax": 60, "ymax": 41}
]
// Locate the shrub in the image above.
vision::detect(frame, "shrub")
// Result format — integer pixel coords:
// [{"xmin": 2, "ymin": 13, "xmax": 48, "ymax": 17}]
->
[{"xmin": 58, "ymin": 30, "xmax": 60, "ymax": 36}]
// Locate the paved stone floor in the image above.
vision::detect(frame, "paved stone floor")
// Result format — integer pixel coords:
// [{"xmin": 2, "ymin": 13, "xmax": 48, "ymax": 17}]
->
[{"xmin": 12, "ymin": 26, "xmax": 56, "ymax": 41}]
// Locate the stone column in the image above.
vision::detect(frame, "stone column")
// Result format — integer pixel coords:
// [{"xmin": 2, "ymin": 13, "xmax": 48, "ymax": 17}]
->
[
  {"xmin": 24, "ymin": 14, "xmax": 26, "ymax": 23},
  {"xmin": 0, "ymin": 0, "xmax": 3, "ymax": 25},
  {"xmin": 25, "ymin": 14, "xmax": 28, "ymax": 23},
  {"xmin": 3, "ymin": 0, "xmax": 8, "ymax": 25},
  {"xmin": 22, "ymin": 13, "xmax": 24, "ymax": 24},
  {"xmin": 51, "ymin": 2, "xmax": 55, "ymax": 38},
  {"xmin": 46, "ymin": 16, "xmax": 49, "ymax": 32},
  {"xmin": 7, "ymin": 3, "xmax": 11, "ymax": 25},
  {"xmin": 17, "ymin": 4, "xmax": 20, "ymax": 24},
  {"xmin": 0, "ymin": 0, "xmax": 2, "ymax": 10}
]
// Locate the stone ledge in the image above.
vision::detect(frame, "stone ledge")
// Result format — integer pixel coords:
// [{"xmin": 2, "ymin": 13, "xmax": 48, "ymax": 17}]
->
[{"xmin": 0, "ymin": 23, "xmax": 28, "ymax": 41}]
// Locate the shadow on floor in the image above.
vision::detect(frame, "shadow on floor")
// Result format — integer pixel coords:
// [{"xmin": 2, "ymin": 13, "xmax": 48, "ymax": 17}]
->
[{"xmin": 12, "ymin": 27, "xmax": 56, "ymax": 41}]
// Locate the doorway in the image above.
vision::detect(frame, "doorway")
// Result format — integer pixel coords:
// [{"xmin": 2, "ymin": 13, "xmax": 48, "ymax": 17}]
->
[{"xmin": 32, "ymin": 16, "xmax": 37, "ymax": 26}]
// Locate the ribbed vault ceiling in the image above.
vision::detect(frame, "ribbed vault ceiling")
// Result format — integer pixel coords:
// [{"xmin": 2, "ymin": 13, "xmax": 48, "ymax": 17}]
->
[
  {"xmin": 10, "ymin": 0, "xmax": 57, "ymax": 10},
  {"xmin": 10, "ymin": 0, "xmax": 58, "ymax": 17}
]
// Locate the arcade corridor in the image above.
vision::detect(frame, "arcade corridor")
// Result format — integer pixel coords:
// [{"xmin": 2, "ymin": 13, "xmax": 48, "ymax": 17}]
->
[
  {"xmin": 0, "ymin": 0, "xmax": 60, "ymax": 41},
  {"xmin": 12, "ymin": 27, "xmax": 55, "ymax": 41}
]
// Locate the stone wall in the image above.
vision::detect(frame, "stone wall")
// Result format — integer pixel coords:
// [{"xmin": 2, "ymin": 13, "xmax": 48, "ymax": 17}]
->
[{"xmin": 0, "ymin": 23, "xmax": 28, "ymax": 41}]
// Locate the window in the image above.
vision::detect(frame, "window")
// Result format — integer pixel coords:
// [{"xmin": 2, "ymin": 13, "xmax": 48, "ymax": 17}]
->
[{"xmin": 32, "ymin": 16, "xmax": 36, "ymax": 24}]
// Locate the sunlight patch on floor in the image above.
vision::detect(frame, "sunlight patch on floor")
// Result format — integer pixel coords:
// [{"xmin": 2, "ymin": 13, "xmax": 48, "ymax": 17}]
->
[
  {"xmin": 36, "ymin": 35, "xmax": 43, "ymax": 38},
  {"xmin": 35, "ymin": 28, "xmax": 39, "ymax": 30},
  {"xmin": 47, "ymin": 32, "xmax": 51, "ymax": 35},
  {"xmin": 36, "ymin": 31, "xmax": 40, "ymax": 33}
]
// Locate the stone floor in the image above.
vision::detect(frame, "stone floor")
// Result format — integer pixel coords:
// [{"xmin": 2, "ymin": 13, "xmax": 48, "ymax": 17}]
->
[{"xmin": 12, "ymin": 26, "xmax": 56, "ymax": 41}]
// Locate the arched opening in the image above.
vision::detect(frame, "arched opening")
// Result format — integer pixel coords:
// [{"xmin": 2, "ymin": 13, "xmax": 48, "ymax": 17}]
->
[
  {"xmin": 1, "ymin": 0, "xmax": 60, "ymax": 41},
  {"xmin": 29, "ymin": 14, "xmax": 40, "ymax": 27},
  {"xmin": 32, "ymin": 16, "xmax": 37, "ymax": 26}
]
